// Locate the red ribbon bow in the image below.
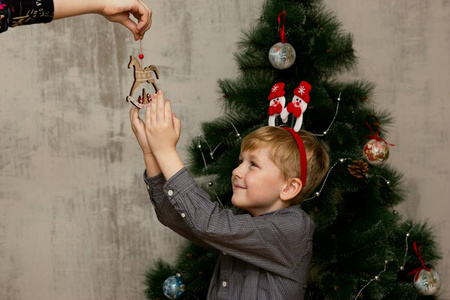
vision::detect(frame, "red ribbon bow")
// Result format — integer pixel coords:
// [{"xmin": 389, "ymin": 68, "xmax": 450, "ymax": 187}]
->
[
  {"xmin": 365, "ymin": 121, "xmax": 394, "ymax": 146},
  {"xmin": 287, "ymin": 102, "xmax": 302, "ymax": 118},
  {"xmin": 278, "ymin": 11, "xmax": 287, "ymax": 43},
  {"xmin": 408, "ymin": 241, "xmax": 431, "ymax": 277},
  {"xmin": 268, "ymin": 102, "xmax": 283, "ymax": 116}
]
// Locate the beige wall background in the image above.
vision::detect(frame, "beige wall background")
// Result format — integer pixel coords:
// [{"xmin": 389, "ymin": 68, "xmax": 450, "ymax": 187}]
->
[{"xmin": 1, "ymin": 0, "xmax": 449, "ymax": 299}]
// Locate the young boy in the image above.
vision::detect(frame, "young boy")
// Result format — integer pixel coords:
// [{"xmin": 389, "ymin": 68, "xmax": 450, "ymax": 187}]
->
[{"xmin": 130, "ymin": 90, "xmax": 330, "ymax": 300}]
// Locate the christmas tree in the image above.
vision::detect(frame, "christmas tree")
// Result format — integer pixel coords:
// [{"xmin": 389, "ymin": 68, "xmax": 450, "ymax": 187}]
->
[{"xmin": 144, "ymin": 0, "xmax": 442, "ymax": 299}]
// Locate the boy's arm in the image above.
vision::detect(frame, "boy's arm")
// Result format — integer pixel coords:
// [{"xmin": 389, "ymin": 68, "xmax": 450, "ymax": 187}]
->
[
  {"xmin": 130, "ymin": 100, "xmax": 210, "ymax": 247},
  {"xmin": 129, "ymin": 105, "xmax": 161, "ymax": 177},
  {"xmin": 143, "ymin": 170, "xmax": 213, "ymax": 249}
]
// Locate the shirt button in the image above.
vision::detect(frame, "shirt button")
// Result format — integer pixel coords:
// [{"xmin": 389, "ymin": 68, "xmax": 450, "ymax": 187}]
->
[
  {"xmin": 222, "ymin": 281, "xmax": 227, "ymax": 287},
  {"xmin": 167, "ymin": 190, "xmax": 174, "ymax": 196},
  {"xmin": 180, "ymin": 213, "xmax": 186, "ymax": 218},
  {"xmin": 146, "ymin": 185, "xmax": 150, "ymax": 190}
]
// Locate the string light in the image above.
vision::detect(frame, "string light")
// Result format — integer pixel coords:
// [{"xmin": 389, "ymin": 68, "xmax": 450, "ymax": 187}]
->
[
  {"xmin": 207, "ymin": 181, "xmax": 224, "ymax": 208},
  {"xmin": 197, "ymin": 138, "xmax": 208, "ymax": 170},
  {"xmin": 354, "ymin": 260, "xmax": 389, "ymax": 299},
  {"xmin": 400, "ymin": 223, "xmax": 412, "ymax": 271},
  {"xmin": 365, "ymin": 174, "xmax": 391, "ymax": 186},
  {"xmin": 228, "ymin": 121, "xmax": 242, "ymax": 139},
  {"xmin": 314, "ymin": 92, "xmax": 341, "ymax": 137},
  {"xmin": 199, "ymin": 135, "xmax": 222, "ymax": 160},
  {"xmin": 195, "ymin": 123, "xmax": 242, "ymax": 207},
  {"xmin": 303, "ymin": 157, "xmax": 352, "ymax": 202}
]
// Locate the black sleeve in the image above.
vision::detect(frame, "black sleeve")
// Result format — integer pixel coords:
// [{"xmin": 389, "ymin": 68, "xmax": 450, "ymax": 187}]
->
[{"xmin": 1, "ymin": 0, "xmax": 54, "ymax": 33}]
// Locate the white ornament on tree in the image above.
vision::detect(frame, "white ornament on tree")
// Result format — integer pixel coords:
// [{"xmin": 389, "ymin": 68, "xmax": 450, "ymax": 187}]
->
[
  {"xmin": 268, "ymin": 42, "xmax": 296, "ymax": 70},
  {"xmin": 413, "ymin": 269, "xmax": 441, "ymax": 295},
  {"xmin": 268, "ymin": 11, "xmax": 296, "ymax": 70}
]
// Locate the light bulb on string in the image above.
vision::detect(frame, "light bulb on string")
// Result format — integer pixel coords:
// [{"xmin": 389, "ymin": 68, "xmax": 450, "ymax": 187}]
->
[
  {"xmin": 354, "ymin": 261, "xmax": 389, "ymax": 300},
  {"xmin": 313, "ymin": 92, "xmax": 341, "ymax": 137},
  {"xmin": 303, "ymin": 157, "xmax": 352, "ymax": 202}
]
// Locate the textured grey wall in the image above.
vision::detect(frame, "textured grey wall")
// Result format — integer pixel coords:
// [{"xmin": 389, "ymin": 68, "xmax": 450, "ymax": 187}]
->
[{"xmin": 0, "ymin": 0, "xmax": 448, "ymax": 299}]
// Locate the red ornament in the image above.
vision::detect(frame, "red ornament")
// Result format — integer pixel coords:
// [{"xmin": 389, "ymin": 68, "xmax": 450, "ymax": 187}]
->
[{"xmin": 139, "ymin": 54, "xmax": 144, "ymax": 59}]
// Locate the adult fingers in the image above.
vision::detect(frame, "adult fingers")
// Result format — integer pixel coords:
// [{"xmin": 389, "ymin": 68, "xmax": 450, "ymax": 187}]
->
[
  {"xmin": 119, "ymin": 17, "xmax": 140, "ymax": 40},
  {"xmin": 135, "ymin": 2, "xmax": 152, "ymax": 34}
]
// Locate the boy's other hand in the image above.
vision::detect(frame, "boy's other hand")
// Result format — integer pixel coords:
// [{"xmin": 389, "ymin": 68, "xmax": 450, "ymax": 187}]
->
[{"xmin": 129, "ymin": 105, "xmax": 153, "ymax": 156}]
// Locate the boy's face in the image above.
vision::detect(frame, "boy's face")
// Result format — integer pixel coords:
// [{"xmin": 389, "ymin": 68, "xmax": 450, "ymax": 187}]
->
[{"xmin": 231, "ymin": 147, "xmax": 288, "ymax": 216}]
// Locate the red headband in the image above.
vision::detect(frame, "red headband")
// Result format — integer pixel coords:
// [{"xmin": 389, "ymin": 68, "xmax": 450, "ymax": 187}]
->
[{"xmin": 282, "ymin": 127, "xmax": 307, "ymax": 187}]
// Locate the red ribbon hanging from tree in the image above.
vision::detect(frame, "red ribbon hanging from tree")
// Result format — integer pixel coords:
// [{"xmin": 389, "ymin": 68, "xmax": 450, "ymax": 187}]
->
[
  {"xmin": 365, "ymin": 121, "xmax": 395, "ymax": 146},
  {"xmin": 278, "ymin": 11, "xmax": 287, "ymax": 43},
  {"xmin": 408, "ymin": 241, "xmax": 431, "ymax": 277}
]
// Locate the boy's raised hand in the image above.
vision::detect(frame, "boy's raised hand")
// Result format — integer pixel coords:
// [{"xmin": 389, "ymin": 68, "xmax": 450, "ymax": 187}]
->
[
  {"xmin": 142, "ymin": 90, "xmax": 184, "ymax": 179},
  {"xmin": 129, "ymin": 90, "xmax": 182, "ymax": 178},
  {"xmin": 145, "ymin": 90, "xmax": 181, "ymax": 157}
]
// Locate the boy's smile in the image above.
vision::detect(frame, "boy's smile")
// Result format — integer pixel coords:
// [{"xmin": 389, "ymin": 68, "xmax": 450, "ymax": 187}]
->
[{"xmin": 231, "ymin": 147, "xmax": 289, "ymax": 216}]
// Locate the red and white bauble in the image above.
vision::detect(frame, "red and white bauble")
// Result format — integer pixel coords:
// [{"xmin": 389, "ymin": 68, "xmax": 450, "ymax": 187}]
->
[{"xmin": 363, "ymin": 139, "xmax": 390, "ymax": 166}]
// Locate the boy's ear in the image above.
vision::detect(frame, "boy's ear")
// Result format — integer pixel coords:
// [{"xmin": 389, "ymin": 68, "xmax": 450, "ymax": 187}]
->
[{"xmin": 280, "ymin": 178, "xmax": 302, "ymax": 201}]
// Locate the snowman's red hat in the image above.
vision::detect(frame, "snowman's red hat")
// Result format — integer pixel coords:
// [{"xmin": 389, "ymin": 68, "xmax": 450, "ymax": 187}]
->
[
  {"xmin": 268, "ymin": 82, "xmax": 286, "ymax": 100},
  {"xmin": 293, "ymin": 81, "xmax": 311, "ymax": 103}
]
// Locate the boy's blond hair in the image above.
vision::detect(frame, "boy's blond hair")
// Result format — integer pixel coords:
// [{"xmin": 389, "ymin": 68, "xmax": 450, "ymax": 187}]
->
[{"xmin": 241, "ymin": 126, "xmax": 330, "ymax": 204}]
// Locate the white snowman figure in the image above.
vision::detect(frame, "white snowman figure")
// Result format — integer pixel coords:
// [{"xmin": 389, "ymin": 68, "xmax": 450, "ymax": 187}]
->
[
  {"xmin": 267, "ymin": 82, "xmax": 287, "ymax": 126},
  {"xmin": 286, "ymin": 81, "xmax": 311, "ymax": 132}
]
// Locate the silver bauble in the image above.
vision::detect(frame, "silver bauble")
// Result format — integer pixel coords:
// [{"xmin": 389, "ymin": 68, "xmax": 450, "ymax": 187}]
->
[{"xmin": 268, "ymin": 42, "xmax": 296, "ymax": 70}]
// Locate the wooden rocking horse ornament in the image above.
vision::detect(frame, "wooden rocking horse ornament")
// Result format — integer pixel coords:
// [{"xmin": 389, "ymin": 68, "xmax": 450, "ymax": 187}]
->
[{"xmin": 126, "ymin": 54, "xmax": 160, "ymax": 109}]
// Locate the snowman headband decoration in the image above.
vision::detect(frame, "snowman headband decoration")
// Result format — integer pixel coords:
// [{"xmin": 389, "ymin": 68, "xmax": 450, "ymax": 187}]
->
[{"xmin": 267, "ymin": 81, "xmax": 311, "ymax": 186}]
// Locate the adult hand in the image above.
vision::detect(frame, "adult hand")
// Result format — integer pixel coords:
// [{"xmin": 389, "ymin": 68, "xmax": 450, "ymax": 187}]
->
[
  {"xmin": 100, "ymin": 0, "xmax": 152, "ymax": 40},
  {"xmin": 54, "ymin": 0, "xmax": 152, "ymax": 40}
]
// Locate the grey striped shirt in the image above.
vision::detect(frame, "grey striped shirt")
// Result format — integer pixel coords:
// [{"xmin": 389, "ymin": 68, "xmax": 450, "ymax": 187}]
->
[{"xmin": 144, "ymin": 168, "xmax": 314, "ymax": 300}]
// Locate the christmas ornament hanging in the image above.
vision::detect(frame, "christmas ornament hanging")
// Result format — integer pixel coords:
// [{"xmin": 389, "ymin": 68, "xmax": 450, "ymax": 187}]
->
[
  {"xmin": 268, "ymin": 11, "xmax": 296, "ymax": 70},
  {"xmin": 126, "ymin": 39, "xmax": 160, "ymax": 109},
  {"xmin": 162, "ymin": 273, "xmax": 186, "ymax": 299},
  {"xmin": 409, "ymin": 241, "xmax": 441, "ymax": 295},
  {"xmin": 285, "ymin": 81, "xmax": 311, "ymax": 131},
  {"xmin": 266, "ymin": 81, "xmax": 311, "ymax": 132},
  {"xmin": 363, "ymin": 120, "xmax": 393, "ymax": 166},
  {"xmin": 363, "ymin": 139, "xmax": 390, "ymax": 166},
  {"xmin": 413, "ymin": 268, "xmax": 441, "ymax": 295},
  {"xmin": 267, "ymin": 82, "xmax": 286, "ymax": 126},
  {"xmin": 268, "ymin": 42, "xmax": 296, "ymax": 70}
]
